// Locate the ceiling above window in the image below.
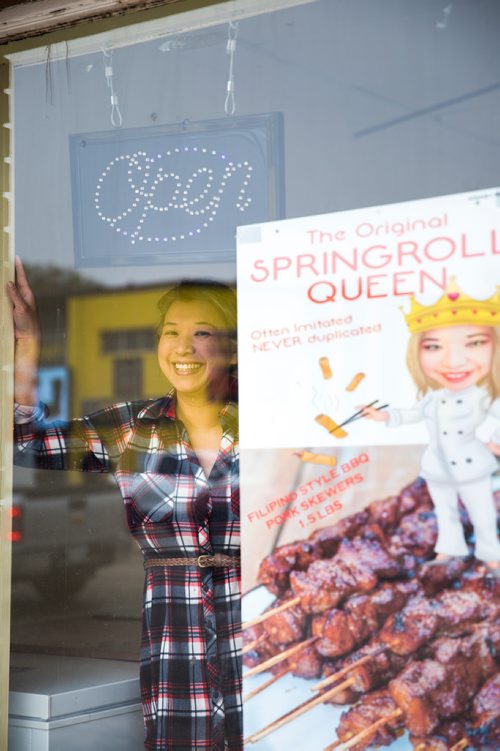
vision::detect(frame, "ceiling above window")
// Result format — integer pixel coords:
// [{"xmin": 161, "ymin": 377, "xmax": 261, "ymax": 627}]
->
[{"xmin": 0, "ymin": 0, "xmax": 188, "ymax": 44}]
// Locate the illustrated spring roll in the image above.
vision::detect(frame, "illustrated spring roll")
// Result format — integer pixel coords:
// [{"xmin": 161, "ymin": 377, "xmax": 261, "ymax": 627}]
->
[
  {"xmin": 315, "ymin": 414, "xmax": 348, "ymax": 439},
  {"xmin": 295, "ymin": 451, "xmax": 337, "ymax": 467},
  {"xmin": 346, "ymin": 371, "xmax": 365, "ymax": 392},
  {"xmin": 319, "ymin": 357, "xmax": 333, "ymax": 380}
]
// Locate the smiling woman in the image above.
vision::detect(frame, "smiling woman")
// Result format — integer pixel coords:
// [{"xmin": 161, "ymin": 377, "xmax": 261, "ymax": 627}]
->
[
  {"xmin": 8, "ymin": 263, "xmax": 241, "ymax": 751},
  {"xmin": 157, "ymin": 281, "xmax": 237, "ymax": 395},
  {"xmin": 156, "ymin": 282, "xmax": 237, "ymax": 479}
]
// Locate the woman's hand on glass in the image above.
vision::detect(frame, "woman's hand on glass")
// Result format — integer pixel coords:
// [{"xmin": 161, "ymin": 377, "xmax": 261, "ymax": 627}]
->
[
  {"xmin": 6, "ymin": 257, "xmax": 41, "ymax": 406},
  {"xmin": 6, "ymin": 257, "xmax": 41, "ymax": 342}
]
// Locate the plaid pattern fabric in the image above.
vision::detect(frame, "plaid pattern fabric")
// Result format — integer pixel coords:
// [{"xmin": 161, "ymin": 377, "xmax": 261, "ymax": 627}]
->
[{"xmin": 14, "ymin": 394, "xmax": 242, "ymax": 751}]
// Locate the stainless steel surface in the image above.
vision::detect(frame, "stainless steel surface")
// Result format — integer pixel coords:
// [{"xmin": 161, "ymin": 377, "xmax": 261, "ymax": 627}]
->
[
  {"xmin": 9, "ymin": 653, "xmax": 140, "ymax": 719},
  {"xmin": 9, "ymin": 653, "xmax": 143, "ymax": 751},
  {"xmin": 8, "ymin": 704, "xmax": 143, "ymax": 751}
]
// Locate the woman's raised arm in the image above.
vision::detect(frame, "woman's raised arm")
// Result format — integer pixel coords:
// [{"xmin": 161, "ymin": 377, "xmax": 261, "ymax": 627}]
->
[
  {"xmin": 7, "ymin": 259, "xmax": 131, "ymax": 474},
  {"xmin": 6, "ymin": 257, "xmax": 41, "ymax": 406}
]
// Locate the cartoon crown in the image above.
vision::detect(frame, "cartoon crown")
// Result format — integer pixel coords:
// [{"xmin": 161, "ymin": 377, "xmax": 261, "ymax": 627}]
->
[{"xmin": 403, "ymin": 278, "xmax": 500, "ymax": 334}]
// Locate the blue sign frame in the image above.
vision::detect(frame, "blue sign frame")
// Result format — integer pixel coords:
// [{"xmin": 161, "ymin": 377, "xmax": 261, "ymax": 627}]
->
[
  {"xmin": 69, "ymin": 113, "xmax": 285, "ymax": 267},
  {"xmin": 38, "ymin": 366, "xmax": 70, "ymax": 423}
]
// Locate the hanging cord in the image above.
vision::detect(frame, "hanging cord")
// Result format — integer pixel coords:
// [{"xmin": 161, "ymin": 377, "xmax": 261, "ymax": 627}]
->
[
  {"xmin": 224, "ymin": 20, "xmax": 239, "ymax": 116},
  {"xmin": 65, "ymin": 40, "xmax": 72, "ymax": 92},
  {"xmin": 45, "ymin": 44, "xmax": 54, "ymax": 106},
  {"xmin": 102, "ymin": 48, "xmax": 123, "ymax": 128}
]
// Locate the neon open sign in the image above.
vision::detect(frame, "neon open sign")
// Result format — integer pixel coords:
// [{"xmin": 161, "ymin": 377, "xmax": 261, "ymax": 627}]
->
[{"xmin": 70, "ymin": 114, "xmax": 284, "ymax": 266}]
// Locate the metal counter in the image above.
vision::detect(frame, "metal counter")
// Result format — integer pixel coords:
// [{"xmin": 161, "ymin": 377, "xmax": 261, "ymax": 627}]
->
[{"xmin": 9, "ymin": 653, "xmax": 143, "ymax": 750}]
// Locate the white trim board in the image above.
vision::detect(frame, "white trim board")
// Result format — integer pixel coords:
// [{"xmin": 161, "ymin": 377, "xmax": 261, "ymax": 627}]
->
[{"xmin": 7, "ymin": 0, "xmax": 317, "ymax": 67}]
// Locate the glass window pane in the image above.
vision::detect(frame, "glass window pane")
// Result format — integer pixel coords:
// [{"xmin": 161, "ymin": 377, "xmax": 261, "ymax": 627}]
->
[{"xmin": 7, "ymin": 1, "xmax": 500, "ymax": 749}]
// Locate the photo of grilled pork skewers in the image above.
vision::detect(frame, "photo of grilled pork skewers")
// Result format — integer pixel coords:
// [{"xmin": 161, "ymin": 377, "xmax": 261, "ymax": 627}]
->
[
  {"xmin": 326, "ymin": 622, "xmax": 499, "ymax": 751},
  {"xmin": 244, "ymin": 545, "xmax": 472, "ymax": 680},
  {"xmin": 245, "ymin": 514, "xmax": 437, "ymax": 632},
  {"xmin": 244, "ymin": 576, "xmax": 499, "ymax": 745},
  {"xmin": 289, "ymin": 533, "xmax": 410, "ymax": 613},
  {"xmin": 312, "ymin": 580, "xmax": 420, "ymax": 658},
  {"xmin": 257, "ymin": 479, "xmax": 433, "ymax": 596},
  {"xmin": 314, "ymin": 577, "xmax": 497, "ymax": 698},
  {"xmin": 243, "ymin": 479, "xmax": 499, "ymax": 749},
  {"xmin": 332, "ymin": 671, "xmax": 500, "ymax": 751},
  {"xmin": 246, "ymin": 482, "xmax": 481, "ymax": 632}
]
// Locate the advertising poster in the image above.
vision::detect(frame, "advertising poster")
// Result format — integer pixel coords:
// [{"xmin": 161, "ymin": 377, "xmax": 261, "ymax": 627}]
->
[{"xmin": 237, "ymin": 188, "xmax": 500, "ymax": 750}]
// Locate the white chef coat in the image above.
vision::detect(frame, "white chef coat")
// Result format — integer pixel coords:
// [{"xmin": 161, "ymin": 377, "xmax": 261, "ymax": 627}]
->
[
  {"xmin": 387, "ymin": 385, "xmax": 500, "ymax": 561},
  {"xmin": 386, "ymin": 386, "xmax": 500, "ymax": 485}
]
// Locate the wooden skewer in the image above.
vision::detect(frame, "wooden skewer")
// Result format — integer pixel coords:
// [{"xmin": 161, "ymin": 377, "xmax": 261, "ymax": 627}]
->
[
  {"xmin": 244, "ymin": 676, "xmax": 357, "ymax": 744},
  {"xmin": 325, "ymin": 709, "xmax": 403, "ymax": 751},
  {"xmin": 242, "ymin": 595, "xmax": 301, "ymax": 630},
  {"xmin": 450, "ymin": 741, "xmax": 469, "ymax": 751},
  {"xmin": 413, "ymin": 736, "xmax": 469, "ymax": 751},
  {"xmin": 243, "ymin": 665, "xmax": 288, "ymax": 701},
  {"xmin": 327, "ymin": 716, "xmax": 467, "ymax": 751},
  {"xmin": 242, "ymin": 634, "xmax": 266, "ymax": 655},
  {"xmin": 312, "ymin": 645, "xmax": 387, "ymax": 692},
  {"xmin": 322, "ymin": 740, "xmax": 343, "ymax": 751},
  {"xmin": 243, "ymin": 636, "xmax": 318, "ymax": 679}
]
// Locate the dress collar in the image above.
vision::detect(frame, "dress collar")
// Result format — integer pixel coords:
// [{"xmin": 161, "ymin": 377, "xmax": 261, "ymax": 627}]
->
[
  {"xmin": 137, "ymin": 391, "xmax": 177, "ymax": 420},
  {"xmin": 137, "ymin": 391, "xmax": 238, "ymax": 436}
]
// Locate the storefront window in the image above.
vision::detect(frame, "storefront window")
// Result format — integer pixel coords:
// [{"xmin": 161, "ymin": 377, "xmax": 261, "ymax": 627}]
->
[{"xmin": 3, "ymin": 0, "xmax": 500, "ymax": 749}]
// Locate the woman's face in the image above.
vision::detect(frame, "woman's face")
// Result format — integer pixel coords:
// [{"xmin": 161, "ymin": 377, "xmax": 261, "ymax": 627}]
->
[
  {"xmin": 157, "ymin": 298, "xmax": 235, "ymax": 401},
  {"xmin": 418, "ymin": 325, "xmax": 494, "ymax": 392}
]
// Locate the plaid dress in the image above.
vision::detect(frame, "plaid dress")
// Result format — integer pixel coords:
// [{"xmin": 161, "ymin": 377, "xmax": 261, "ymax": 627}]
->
[{"xmin": 14, "ymin": 394, "xmax": 242, "ymax": 751}]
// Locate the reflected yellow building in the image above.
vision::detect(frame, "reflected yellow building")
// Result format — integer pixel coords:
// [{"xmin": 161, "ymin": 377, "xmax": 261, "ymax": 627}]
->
[{"xmin": 67, "ymin": 285, "xmax": 170, "ymax": 417}]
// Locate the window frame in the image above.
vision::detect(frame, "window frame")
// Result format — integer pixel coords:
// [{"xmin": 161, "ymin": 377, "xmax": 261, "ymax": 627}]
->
[{"xmin": 0, "ymin": 2, "xmax": 228, "ymax": 746}]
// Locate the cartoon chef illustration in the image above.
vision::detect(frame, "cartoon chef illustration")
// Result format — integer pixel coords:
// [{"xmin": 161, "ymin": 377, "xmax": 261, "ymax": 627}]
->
[{"xmin": 362, "ymin": 279, "xmax": 500, "ymax": 574}]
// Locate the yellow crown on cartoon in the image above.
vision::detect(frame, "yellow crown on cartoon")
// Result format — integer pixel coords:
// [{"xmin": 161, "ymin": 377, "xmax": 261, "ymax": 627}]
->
[{"xmin": 403, "ymin": 278, "xmax": 500, "ymax": 334}]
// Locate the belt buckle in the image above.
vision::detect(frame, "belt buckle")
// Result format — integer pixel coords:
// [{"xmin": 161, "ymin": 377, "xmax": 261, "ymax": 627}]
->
[{"xmin": 197, "ymin": 554, "xmax": 214, "ymax": 568}]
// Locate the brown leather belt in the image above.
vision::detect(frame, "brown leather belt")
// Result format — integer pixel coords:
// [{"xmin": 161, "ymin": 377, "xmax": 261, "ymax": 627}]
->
[{"xmin": 144, "ymin": 553, "xmax": 240, "ymax": 569}]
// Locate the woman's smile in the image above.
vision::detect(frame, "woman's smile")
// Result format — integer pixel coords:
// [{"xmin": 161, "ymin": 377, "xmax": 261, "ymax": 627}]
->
[{"xmin": 172, "ymin": 362, "xmax": 203, "ymax": 375}]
